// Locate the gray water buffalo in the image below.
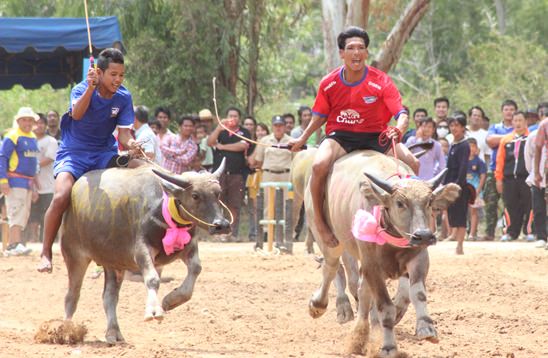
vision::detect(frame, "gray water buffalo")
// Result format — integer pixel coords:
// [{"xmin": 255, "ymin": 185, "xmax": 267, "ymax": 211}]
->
[
  {"xmin": 302, "ymin": 150, "xmax": 460, "ymax": 356},
  {"xmin": 61, "ymin": 161, "xmax": 231, "ymax": 344}
]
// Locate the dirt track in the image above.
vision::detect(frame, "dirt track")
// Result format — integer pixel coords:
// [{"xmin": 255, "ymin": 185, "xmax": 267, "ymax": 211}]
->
[{"xmin": 0, "ymin": 241, "xmax": 547, "ymax": 358}]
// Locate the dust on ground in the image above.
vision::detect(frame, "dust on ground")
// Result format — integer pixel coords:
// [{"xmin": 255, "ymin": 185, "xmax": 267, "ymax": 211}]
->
[{"xmin": 0, "ymin": 241, "xmax": 546, "ymax": 358}]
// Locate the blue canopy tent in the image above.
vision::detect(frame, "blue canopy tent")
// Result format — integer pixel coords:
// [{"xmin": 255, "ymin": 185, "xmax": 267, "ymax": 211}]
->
[{"xmin": 0, "ymin": 16, "xmax": 124, "ymax": 90}]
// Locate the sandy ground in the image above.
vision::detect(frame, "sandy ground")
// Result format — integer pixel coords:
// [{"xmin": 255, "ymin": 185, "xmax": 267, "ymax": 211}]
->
[{"xmin": 0, "ymin": 241, "xmax": 547, "ymax": 358}]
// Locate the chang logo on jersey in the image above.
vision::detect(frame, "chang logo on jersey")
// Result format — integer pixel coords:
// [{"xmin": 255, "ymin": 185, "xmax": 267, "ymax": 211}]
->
[
  {"xmin": 111, "ymin": 107, "xmax": 120, "ymax": 118},
  {"xmin": 336, "ymin": 109, "xmax": 364, "ymax": 125},
  {"xmin": 368, "ymin": 81, "xmax": 381, "ymax": 90},
  {"xmin": 363, "ymin": 96, "xmax": 377, "ymax": 104},
  {"xmin": 324, "ymin": 81, "xmax": 337, "ymax": 92}
]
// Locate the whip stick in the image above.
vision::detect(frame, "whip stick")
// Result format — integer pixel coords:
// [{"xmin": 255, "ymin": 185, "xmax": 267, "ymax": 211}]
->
[
  {"xmin": 83, "ymin": 0, "xmax": 97, "ymax": 69},
  {"xmin": 211, "ymin": 77, "xmax": 306, "ymax": 150}
]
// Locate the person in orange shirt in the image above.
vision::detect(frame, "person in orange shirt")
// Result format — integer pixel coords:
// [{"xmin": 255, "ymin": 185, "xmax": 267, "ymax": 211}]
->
[{"xmin": 495, "ymin": 111, "xmax": 531, "ymax": 241}]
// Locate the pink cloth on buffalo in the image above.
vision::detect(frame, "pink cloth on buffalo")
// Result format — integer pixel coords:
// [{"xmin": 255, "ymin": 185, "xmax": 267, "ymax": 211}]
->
[
  {"xmin": 162, "ymin": 192, "xmax": 191, "ymax": 255},
  {"xmin": 351, "ymin": 206, "xmax": 409, "ymax": 248}
]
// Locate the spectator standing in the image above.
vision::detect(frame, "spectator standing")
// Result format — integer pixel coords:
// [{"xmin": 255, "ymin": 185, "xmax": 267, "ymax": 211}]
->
[
  {"xmin": 0, "ymin": 107, "xmax": 40, "ymax": 256},
  {"xmin": 526, "ymin": 108, "xmax": 540, "ymax": 131},
  {"xmin": 245, "ymin": 122, "xmax": 269, "ymax": 242},
  {"xmin": 133, "ymin": 105, "xmax": 161, "ymax": 164},
  {"xmin": 160, "ymin": 116, "xmax": 198, "ymax": 174},
  {"xmin": 433, "ymin": 97, "xmax": 450, "ymax": 124},
  {"xmin": 149, "ymin": 120, "xmax": 161, "ymax": 135},
  {"xmin": 495, "ymin": 111, "xmax": 532, "ymax": 242},
  {"xmin": 252, "ymin": 116, "xmax": 294, "ymax": 246},
  {"xmin": 155, "ymin": 106, "xmax": 175, "ymax": 168},
  {"xmin": 532, "ymin": 102, "xmax": 548, "ymax": 249},
  {"xmin": 405, "ymin": 117, "xmax": 445, "ymax": 180},
  {"xmin": 483, "ymin": 99, "xmax": 517, "ymax": 240},
  {"xmin": 282, "ymin": 113, "xmax": 296, "ymax": 135},
  {"xmin": 208, "ymin": 107, "xmax": 251, "ymax": 241},
  {"xmin": 198, "ymin": 109, "xmax": 215, "ymax": 170},
  {"xmin": 525, "ymin": 112, "xmax": 547, "ymax": 248},
  {"xmin": 291, "ymin": 106, "xmax": 322, "ymax": 146},
  {"xmin": 46, "ymin": 110, "xmax": 61, "ymax": 142},
  {"xmin": 444, "ymin": 116, "xmax": 470, "ymax": 255},
  {"xmin": 466, "ymin": 138, "xmax": 487, "ymax": 241},
  {"xmin": 402, "ymin": 108, "xmax": 427, "ymax": 144},
  {"xmin": 26, "ymin": 113, "xmax": 58, "ymax": 243},
  {"xmin": 467, "ymin": 106, "xmax": 492, "ymax": 164}
]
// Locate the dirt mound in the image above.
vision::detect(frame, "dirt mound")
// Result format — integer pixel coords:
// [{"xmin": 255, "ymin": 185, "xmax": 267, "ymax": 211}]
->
[{"xmin": 34, "ymin": 319, "xmax": 87, "ymax": 345}]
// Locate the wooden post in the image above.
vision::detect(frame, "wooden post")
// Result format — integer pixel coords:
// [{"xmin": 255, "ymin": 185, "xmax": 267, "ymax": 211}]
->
[{"xmin": 267, "ymin": 187, "xmax": 275, "ymax": 252}]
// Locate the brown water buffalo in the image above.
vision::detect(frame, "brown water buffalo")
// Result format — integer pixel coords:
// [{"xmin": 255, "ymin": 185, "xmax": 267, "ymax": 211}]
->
[
  {"xmin": 302, "ymin": 150, "xmax": 460, "ymax": 356},
  {"xmin": 61, "ymin": 160, "xmax": 231, "ymax": 344}
]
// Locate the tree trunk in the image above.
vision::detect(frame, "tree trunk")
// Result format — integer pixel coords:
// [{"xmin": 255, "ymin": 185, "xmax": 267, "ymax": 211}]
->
[
  {"xmin": 223, "ymin": 0, "xmax": 246, "ymax": 96},
  {"xmin": 345, "ymin": 0, "xmax": 370, "ymax": 29},
  {"xmin": 246, "ymin": 0, "xmax": 264, "ymax": 116},
  {"xmin": 321, "ymin": 0, "xmax": 346, "ymax": 70},
  {"xmin": 494, "ymin": 0, "xmax": 506, "ymax": 34},
  {"xmin": 371, "ymin": 0, "xmax": 430, "ymax": 73}
]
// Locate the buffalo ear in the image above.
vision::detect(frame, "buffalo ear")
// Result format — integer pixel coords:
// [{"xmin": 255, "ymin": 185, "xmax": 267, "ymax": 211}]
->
[
  {"xmin": 360, "ymin": 177, "xmax": 390, "ymax": 207},
  {"xmin": 431, "ymin": 183, "xmax": 461, "ymax": 210}
]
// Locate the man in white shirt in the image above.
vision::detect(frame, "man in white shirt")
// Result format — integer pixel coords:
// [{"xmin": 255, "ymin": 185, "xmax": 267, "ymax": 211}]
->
[
  {"xmin": 28, "ymin": 113, "xmax": 58, "ymax": 242},
  {"xmin": 467, "ymin": 106, "xmax": 492, "ymax": 164},
  {"xmin": 134, "ymin": 105, "xmax": 161, "ymax": 164}
]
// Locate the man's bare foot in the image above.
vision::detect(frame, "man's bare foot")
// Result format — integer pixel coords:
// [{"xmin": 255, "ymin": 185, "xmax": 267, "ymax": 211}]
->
[
  {"xmin": 37, "ymin": 255, "xmax": 53, "ymax": 273},
  {"xmin": 456, "ymin": 245, "xmax": 464, "ymax": 255}
]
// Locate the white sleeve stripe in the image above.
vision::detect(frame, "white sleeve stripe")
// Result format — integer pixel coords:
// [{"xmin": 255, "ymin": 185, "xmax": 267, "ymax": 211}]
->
[{"xmin": 117, "ymin": 125, "xmax": 133, "ymax": 129}]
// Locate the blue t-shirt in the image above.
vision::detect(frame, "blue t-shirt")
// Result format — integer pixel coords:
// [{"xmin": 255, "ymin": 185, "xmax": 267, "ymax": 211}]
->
[
  {"xmin": 60, "ymin": 81, "xmax": 134, "ymax": 152},
  {"xmin": 487, "ymin": 122, "xmax": 513, "ymax": 171},
  {"xmin": 467, "ymin": 155, "xmax": 487, "ymax": 190}
]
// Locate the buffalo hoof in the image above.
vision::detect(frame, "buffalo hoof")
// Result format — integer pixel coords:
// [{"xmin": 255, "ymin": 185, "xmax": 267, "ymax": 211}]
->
[
  {"xmin": 416, "ymin": 317, "xmax": 438, "ymax": 343},
  {"xmin": 345, "ymin": 320, "xmax": 369, "ymax": 355},
  {"xmin": 375, "ymin": 345, "xmax": 402, "ymax": 358},
  {"xmin": 144, "ymin": 305, "xmax": 164, "ymax": 322},
  {"xmin": 105, "ymin": 328, "xmax": 125, "ymax": 345},
  {"xmin": 308, "ymin": 297, "xmax": 328, "ymax": 319},
  {"xmin": 336, "ymin": 295, "xmax": 354, "ymax": 324}
]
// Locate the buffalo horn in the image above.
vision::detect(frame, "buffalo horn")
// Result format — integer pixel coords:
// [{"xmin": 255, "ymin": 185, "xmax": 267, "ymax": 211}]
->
[
  {"xmin": 152, "ymin": 169, "xmax": 191, "ymax": 189},
  {"xmin": 427, "ymin": 168, "xmax": 448, "ymax": 189},
  {"xmin": 364, "ymin": 172, "xmax": 394, "ymax": 194},
  {"xmin": 212, "ymin": 157, "xmax": 226, "ymax": 178}
]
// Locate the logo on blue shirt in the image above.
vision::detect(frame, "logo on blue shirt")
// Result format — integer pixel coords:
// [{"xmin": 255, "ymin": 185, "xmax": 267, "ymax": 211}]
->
[{"xmin": 111, "ymin": 107, "xmax": 120, "ymax": 117}]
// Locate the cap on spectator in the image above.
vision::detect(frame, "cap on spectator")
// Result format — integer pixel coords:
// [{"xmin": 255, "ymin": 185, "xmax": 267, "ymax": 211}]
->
[
  {"xmin": 199, "ymin": 109, "xmax": 213, "ymax": 120},
  {"xmin": 14, "ymin": 107, "xmax": 39, "ymax": 121},
  {"xmin": 448, "ymin": 115, "xmax": 467, "ymax": 128},
  {"xmin": 271, "ymin": 115, "xmax": 285, "ymax": 125}
]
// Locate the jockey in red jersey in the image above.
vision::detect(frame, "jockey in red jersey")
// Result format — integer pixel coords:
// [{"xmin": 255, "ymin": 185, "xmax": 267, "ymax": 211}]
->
[{"xmin": 288, "ymin": 26, "xmax": 419, "ymax": 248}]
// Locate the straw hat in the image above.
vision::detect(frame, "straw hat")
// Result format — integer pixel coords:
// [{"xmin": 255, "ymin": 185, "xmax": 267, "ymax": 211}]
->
[
  {"xmin": 14, "ymin": 107, "xmax": 39, "ymax": 121},
  {"xmin": 198, "ymin": 109, "xmax": 213, "ymax": 120}
]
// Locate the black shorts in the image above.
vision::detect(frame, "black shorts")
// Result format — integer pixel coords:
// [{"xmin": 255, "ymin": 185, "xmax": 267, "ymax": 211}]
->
[
  {"xmin": 324, "ymin": 131, "xmax": 391, "ymax": 154},
  {"xmin": 29, "ymin": 193, "xmax": 53, "ymax": 224},
  {"xmin": 447, "ymin": 188, "xmax": 469, "ymax": 228}
]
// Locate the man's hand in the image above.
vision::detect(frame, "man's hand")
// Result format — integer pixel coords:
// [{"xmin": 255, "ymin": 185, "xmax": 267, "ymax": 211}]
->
[
  {"xmin": 86, "ymin": 67, "xmax": 98, "ymax": 88},
  {"xmin": 287, "ymin": 137, "xmax": 306, "ymax": 152},
  {"xmin": 535, "ymin": 173, "xmax": 543, "ymax": 188},
  {"xmin": 496, "ymin": 180, "xmax": 503, "ymax": 194},
  {"xmin": 127, "ymin": 139, "xmax": 144, "ymax": 158},
  {"xmin": 1, "ymin": 183, "xmax": 10, "ymax": 196},
  {"xmin": 388, "ymin": 126, "xmax": 403, "ymax": 142},
  {"xmin": 32, "ymin": 191, "xmax": 39, "ymax": 203}
]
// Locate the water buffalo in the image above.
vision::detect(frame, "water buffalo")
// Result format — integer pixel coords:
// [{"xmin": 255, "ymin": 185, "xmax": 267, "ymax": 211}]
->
[
  {"xmin": 302, "ymin": 150, "xmax": 460, "ymax": 356},
  {"xmin": 61, "ymin": 160, "xmax": 231, "ymax": 344}
]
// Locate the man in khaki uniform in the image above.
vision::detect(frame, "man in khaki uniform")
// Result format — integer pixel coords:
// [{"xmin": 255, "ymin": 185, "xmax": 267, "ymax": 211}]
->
[{"xmin": 253, "ymin": 115, "xmax": 295, "ymax": 220}]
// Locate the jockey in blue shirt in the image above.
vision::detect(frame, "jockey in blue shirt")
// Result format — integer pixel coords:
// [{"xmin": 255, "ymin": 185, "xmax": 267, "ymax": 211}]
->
[{"xmin": 38, "ymin": 48, "xmax": 141, "ymax": 273}]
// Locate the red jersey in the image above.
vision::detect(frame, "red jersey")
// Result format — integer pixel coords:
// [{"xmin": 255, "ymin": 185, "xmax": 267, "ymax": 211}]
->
[{"xmin": 312, "ymin": 66, "xmax": 405, "ymax": 135}]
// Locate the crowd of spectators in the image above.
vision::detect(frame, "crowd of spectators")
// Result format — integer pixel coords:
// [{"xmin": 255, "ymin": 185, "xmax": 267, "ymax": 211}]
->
[{"xmin": 1, "ymin": 98, "xmax": 548, "ymax": 256}]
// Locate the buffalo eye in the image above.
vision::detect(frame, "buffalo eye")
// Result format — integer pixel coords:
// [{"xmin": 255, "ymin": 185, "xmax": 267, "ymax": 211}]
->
[
  {"xmin": 396, "ymin": 200, "xmax": 405, "ymax": 209},
  {"xmin": 191, "ymin": 193, "xmax": 199, "ymax": 200}
]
